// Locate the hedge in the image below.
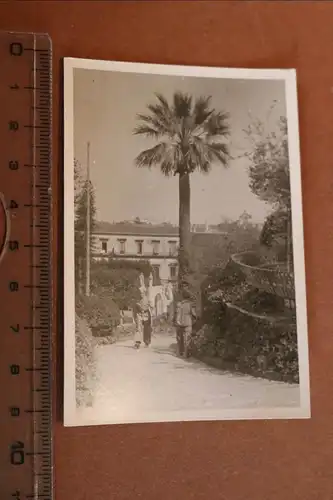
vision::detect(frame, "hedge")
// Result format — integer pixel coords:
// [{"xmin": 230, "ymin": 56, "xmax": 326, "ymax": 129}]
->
[
  {"xmin": 195, "ymin": 258, "xmax": 299, "ymax": 383},
  {"xmin": 76, "ymin": 294, "xmax": 120, "ymax": 337},
  {"xmin": 75, "ymin": 314, "xmax": 98, "ymax": 407},
  {"xmin": 90, "ymin": 259, "xmax": 153, "ymax": 310},
  {"xmin": 191, "ymin": 314, "xmax": 299, "ymax": 383}
]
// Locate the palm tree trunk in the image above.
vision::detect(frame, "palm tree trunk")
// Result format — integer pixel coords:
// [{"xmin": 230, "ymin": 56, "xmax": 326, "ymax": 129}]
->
[{"xmin": 178, "ymin": 172, "xmax": 191, "ymax": 295}]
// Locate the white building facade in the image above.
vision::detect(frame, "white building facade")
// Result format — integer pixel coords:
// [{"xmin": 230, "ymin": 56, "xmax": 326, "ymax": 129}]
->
[
  {"xmin": 92, "ymin": 221, "xmax": 228, "ymax": 318},
  {"xmin": 93, "ymin": 221, "xmax": 180, "ymax": 285}
]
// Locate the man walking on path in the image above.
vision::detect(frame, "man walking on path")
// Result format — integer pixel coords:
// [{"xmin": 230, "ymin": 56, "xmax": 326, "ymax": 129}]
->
[{"xmin": 175, "ymin": 290, "xmax": 197, "ymax": 358}]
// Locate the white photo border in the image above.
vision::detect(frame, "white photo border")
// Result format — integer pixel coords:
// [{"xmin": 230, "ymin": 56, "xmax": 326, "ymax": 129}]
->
[{"xmin": 63, "ymin": 58, "xmax": 311, "ymax": 427}]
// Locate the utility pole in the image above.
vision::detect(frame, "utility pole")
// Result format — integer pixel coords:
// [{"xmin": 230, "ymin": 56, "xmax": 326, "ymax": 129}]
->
[
  {"xmin": 286, "ymin": 209, "xmax": 292, "ymax": 274},
  {"xmin": 85, "ymin": 141, "xmax": 91, "ymax": 296}
]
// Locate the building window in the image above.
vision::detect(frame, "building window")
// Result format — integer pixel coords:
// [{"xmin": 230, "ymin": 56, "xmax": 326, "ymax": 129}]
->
[
  {"xmin": 152, "ymin": 265, "xmax": 160, "ymax": 285},
  {"xmin": 168, "ymin": 240, "xmax": 177, "ymax": 256},
  {"xmin": 169, "ymin": 264, "xmax": 177, "ymax": 279},
  {"xmin": 152, "ymin": 240, "xmax": 160, "ymax": 255},
  {"xmin": 135, "ymin": 240, "xmax": 143, "ymax": 255},
  {"xmin": 100, "ymin": 239, "xmax": 108, "ymax": 253},
  {"xmin": 118, "ymin": 239, "xmax": 126, "ymax": 254}
]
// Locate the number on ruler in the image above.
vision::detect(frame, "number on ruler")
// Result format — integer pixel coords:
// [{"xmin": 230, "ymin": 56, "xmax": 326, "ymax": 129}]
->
[
  {"xmin": 9, "ymin": 407, "xmax": 20, "ymax": 417},
  {"xmin": 9, "ymin": 200, "xmax": 18, "ymax": 209},
  {"xmin": 9, "ymin": 42, "xmax": 23, "ymax": 56},
  {"xmin": 10, "ymin": 364, "xmax": 20, "ymax": 375},
  {"xmin": 9, "ymin": 160, "xmax": 19, "ymax": 170},
  {"xmin": 8, "ymin": 121, "xmax": 19, "ymax": 131},
  {"xmin": 9, "ymin": 281, "xmax": 19, "ymax": 292},
  {"xmin": 11, "ymin": 490, "xmax": 21, "ymax": 499},
  {"xmin": 10, "ymin": 324, "xmax": 20, "ymax": 333},
  {"xmin": 10, "ymin": 441, "xmax": 25, "ymax": 465},
  {"xmin": 9, "ymin": 241, "xmax": 19, "ymax": 251}
]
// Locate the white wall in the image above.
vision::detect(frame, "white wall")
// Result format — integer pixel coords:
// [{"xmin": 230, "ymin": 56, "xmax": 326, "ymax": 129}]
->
[
  {"xmin": 149, "ymin": 257, "xmax": 178, "ymax": 282},
  {"xmin": 95, "ymin": 232, "xmax": 179, "ymax": 257},
  {"xmin": 93, "ymin": 232, "xmax": 179, "ymax": 282}
]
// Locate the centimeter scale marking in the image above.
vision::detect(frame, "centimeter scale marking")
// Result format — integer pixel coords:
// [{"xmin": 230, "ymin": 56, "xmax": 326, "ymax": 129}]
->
[{"xmin": 0, "ymin": 33, "xmax": 53, "ymax": 499}]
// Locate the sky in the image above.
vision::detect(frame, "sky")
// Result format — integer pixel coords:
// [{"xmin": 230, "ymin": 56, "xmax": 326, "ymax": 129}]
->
[{"xmin": 73, "ymin": 67, "xmax": 286, "ymax": 225}]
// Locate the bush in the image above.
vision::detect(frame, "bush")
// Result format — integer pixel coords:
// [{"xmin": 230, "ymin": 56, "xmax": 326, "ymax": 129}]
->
[
  {"xmin": 236, "ymin": 289, "xmax": 288, "ymax": 315},
  {"xmin": 200, "ymin": 259, "xmax": 251, "ymax": 334},
  {"xmin": 226, "ymin": 309, "xmax": 298, "ymax": 381},
  {"xmin": 192, "ymin": 315, "xmax": 299, "ymax": 383},
  {"xmin": 76, "ymin": 294, "xmax": 120, "ymax": 337},
  {"xmin": 95, "ymin": 258, "xmax": 152, "ymax": 275},
  {"xmin": 260, "ymin": 208, "xmax": 293, "ymax": 265},
  {"xmin": 201, "ymin": 259, "xmax": 245, "ymax": 296},
  {"xmin": 190, "ymin": 221, "xmax": 261, "ymax": 277},
  {"xmin": 90, "ymin": 259, "xmax": 153, "ymax": 310},
  {"xmin": 75, "ymin": 314, "xmax": 98, "ymax": 407},
  {"xmin": 196, "ymin": 258, "xmax": 299, "ymax": 382}
]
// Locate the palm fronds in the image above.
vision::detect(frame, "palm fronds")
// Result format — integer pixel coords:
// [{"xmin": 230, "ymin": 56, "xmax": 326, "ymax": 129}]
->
[
  {"xmin": 134, "ymin": 91, "xmax": 231, "ymax": 175},
  {"xmin": 135, "ymin": 142, "xmax": 175, "ymax": 176}
]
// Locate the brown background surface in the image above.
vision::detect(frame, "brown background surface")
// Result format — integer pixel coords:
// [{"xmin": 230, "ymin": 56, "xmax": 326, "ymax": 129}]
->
[{"xmin": 0, "ymin": 1, "xmax": 332, "ymax": 499}]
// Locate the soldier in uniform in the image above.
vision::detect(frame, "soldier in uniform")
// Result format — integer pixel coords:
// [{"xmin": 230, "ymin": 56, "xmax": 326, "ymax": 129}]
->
[{"xmin": 175, "ymin": 289, "xmax": 197, "ymax": 358}]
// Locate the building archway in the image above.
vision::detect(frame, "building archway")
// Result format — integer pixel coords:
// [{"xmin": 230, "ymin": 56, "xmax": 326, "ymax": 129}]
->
[{"xmin": 155, "ymin": 293, "xmax": 163, "ymax": 317}]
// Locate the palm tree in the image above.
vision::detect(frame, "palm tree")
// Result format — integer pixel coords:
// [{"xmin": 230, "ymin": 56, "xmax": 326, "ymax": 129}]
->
[{"xmin": 133, "ymin": 92, "xmax": 230, "ymax": 296}]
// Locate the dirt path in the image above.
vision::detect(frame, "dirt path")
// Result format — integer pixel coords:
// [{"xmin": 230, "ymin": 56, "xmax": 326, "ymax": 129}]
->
[{"xmin": 78, "ymin": 332, "xmax": 300, "ymax": 425}]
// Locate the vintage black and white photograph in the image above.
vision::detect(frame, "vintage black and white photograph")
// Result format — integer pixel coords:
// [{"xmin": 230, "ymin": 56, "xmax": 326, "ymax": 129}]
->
[{"xmin": 64, "ymin": 59, "xmax": 310, "ymax": 426}]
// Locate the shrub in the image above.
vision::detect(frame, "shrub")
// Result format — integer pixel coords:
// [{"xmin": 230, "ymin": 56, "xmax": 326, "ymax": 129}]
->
[
  {"xmin": 236, "ymin": 289, "xmax": 287, "ymax": 315},
  {"xmin": 200, "ymin": 259, "xmax": 252, "ymax": 335},
  {"xmin": 75, "ymin": 314, "xmax": 98, "ymax": 407},
  {"xmin": 190, "ymin": 220, "xmax": 261, "ymax": 277},
  {"xmin": 192, "ymin": 315, "xmax": 299, "ymax": 383},
  {"xmin": 201, "ymin": 259, "xmax": 245, "ymax": 296},
  {"xmin": 260, "ymin": 208, "xmax": 293, "ymax": 265},
  {"xmin": 90, "ymin": 259, "xmax": 153, "ymax": 310},
  {"xmin": 76, "ymin": 294, "xmax": 120, "ymax": 337},
  {"xmin": 196, "ymin": 258, "xmax": 299, "ymax": 382},
  {"xmin": 225, "ymin": 308, "xmax": 299, "ymax": 382}
]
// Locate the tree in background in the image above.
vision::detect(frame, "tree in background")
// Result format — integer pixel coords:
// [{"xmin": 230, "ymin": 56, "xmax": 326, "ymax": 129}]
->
[
  {"xmin": 246, "ymin": 116, "xmax": 290, "ymax": 207},
  {"xmin": 238, "ymin": 210, "xmax": 253, "ymax": 228},
  {"xmin": 188, "ymin": 215, "xmax": 261, "ymax": 318},
  {"xmin": 90, "ymin": 259, "xmax": 153, "ymax": 310},
  {"xmin": 190, "ymin": 216, "xmax": 261, "ymax": 278},
  {"xmin": 74, "ymin": 158, "xmax": 84, "ymax": 203},
  {"xmin": 244, "ymin": 115, "xmax": 292, "ymax": 270},
  {"xmin": 134, "ymin": 92, "xmax": 231, "ymax": 297},
  {"xmin": 74, "ymin": 159, "xmax": 97, "ymax": 293},
  {"xmin": 260, "ymin": 207, "xmax": 292, "ymax": 263}
]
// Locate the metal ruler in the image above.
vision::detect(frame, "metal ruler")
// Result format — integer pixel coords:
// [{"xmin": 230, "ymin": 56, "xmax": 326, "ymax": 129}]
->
[{"xmin": 0, "ymin": 32, "xmax": 53, "ymax": 499}]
